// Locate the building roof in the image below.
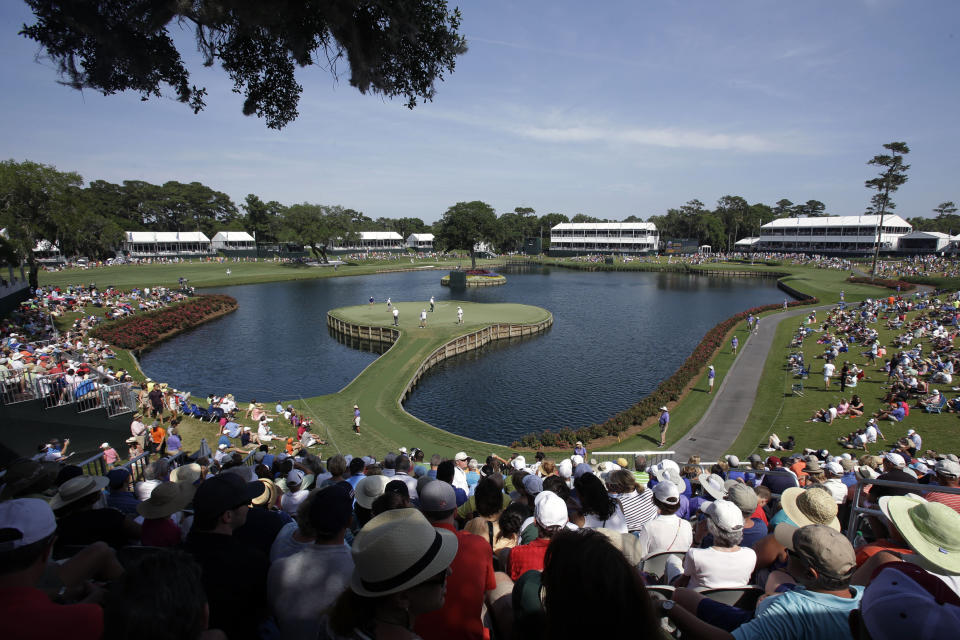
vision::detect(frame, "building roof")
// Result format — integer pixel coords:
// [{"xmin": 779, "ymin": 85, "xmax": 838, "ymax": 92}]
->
[
  {"xmin": 734, "ymin": 237, "xmax": 760, "ymax": 246},
  {"xmin": 551, "ymin": 222, "xmax": 657, "ymax": 231},
  {"xmin": 125, "ymin": 231, "xmax": 210, "ymax": 242},
  {"xmin": 761, "ymin": 215, "xmax": 911, "ymax": 229},
  {"xmin": 407, "ymin": 233, "xmax": 435, "ymax": 241},
  {"xmin": 899, "ymin": 230, "xmax": 950, "ymax": 240},
  {"xmin": 358, "ymin": 231, "xmax": 404, "ymax": 240},
  {"xmin": 211, "ymin": 231, "xmax": 255, "ymax": 242}
]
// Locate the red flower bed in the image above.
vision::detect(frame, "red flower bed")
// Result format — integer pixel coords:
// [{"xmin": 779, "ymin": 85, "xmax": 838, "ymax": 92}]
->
[
  {"xmin": 848, "ymin": 275, "xmax": 915, "ymax": 292},
  {"xmin": 512, "ymin": 297, "xmax": 819, "ymax": 449},
  {"xmin": 91, "ymin": 295, "xmax": 237, "ymax": 351},
  {"xmin": 466, "ymin": 269, "xmax": 499, "ymax": 276}
]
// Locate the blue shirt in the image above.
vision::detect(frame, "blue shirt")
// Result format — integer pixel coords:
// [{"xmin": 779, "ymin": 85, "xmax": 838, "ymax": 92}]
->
[{"xmin": 732, "ymin": 585, "xmax": 864, "ymax": 640}]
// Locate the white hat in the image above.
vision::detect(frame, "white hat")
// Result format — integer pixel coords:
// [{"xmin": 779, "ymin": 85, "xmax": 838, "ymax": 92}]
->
[
  {"xmin": 701, "ymin": 499, "xmax": 743, "ymax": 532},
  {"xmin": 398, "ymin": 447, "xmax": 407, "ymax": 454},
  {"xmin": 884, "ymin": 452, "xmax": 906, "ymax": 468},
  {"xmin": 355, "ymin": 475, "xmax": 391, "ymax": 510},
  {"xmin": 286, "ymin": 469, "xmax": 305, "ymax": 486},
  {"xmin": 557, "ymin": 459, "xmax": 573, "ymax": 479},
  {"xmin": 936, "ymin": 459, "xmax": 960, "ymax": 478},
  {"xmin": 0, "ymin": 498, "xmax": 56, "ymax": 549},
  {"xmin": 824, "ymin": 461, "xmax": 843, "ymax": 475},
  {"xmin": 511, "ymin": 455, "xmax": 527, "ymax": 470},
  {"xmin": 534, "ymin": 491, "xmax": 568, "ymax": 528},
  {"xmin": 653, "ymin": 459, "xmax": 681, "ymax": 482},
  {"xmin": 218, "ymin": 443, "xmax": 227, "ymax": 450},
  {"xmin": 660, "ymin": 406, "xmax": 668, "ymax": 412},
  {"xmin": 725, "ymin": 455, "xmax": 740, "ymax": 468},
  {"xmin": 100, "ymin": 442, "xmax": 110, "ymax": 449},
  {"xmin": 697, "ymin": 473, "xmax": 727, "ymax": 500},
  {"xmin": 708, "ymin": 365, "xmax": 714, "ymax": 369},
  {"xmin": 907, "ymin": 429, "xmax": 916, "ymax": 436},
  {"xmin": 349, "ymin": 508, "xmax": 458, "ymax": 597},
  {"xmin": 454, "ymin": 451, "xmax": 468, "ymax": 461},
  {"xmin": 653, "ymin": 480, "xmax": 679, "ymax": 505}
]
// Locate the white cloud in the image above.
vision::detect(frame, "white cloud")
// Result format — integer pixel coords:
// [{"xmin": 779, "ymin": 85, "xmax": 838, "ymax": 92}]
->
[{"xmin": 517, "ymin": 124, "xmax": 782, "ymax": 153}]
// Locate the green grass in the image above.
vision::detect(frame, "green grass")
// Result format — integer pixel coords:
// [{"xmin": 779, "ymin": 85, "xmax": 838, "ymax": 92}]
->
[
  {"xmin": 37, "ymin": 258, "xmax": 912, "ymax": 459},
  {"xmin": 727, "ymin": 299, "xmax": 960, "ymax": 458}
]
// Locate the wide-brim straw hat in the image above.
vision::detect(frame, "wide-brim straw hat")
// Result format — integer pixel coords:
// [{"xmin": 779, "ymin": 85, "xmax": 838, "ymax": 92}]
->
[
  {"xmin": 698, "ymin": 473, "xmax": 727, "ymax": 501},
  {"xmin": 170, "ymin": 463, "xmax": 202, "ymax": 485},
  {"xmin": 137, "ymin": 481, "xmax": 195, "ymax": 519},
  {"xmin": 355, "ymin": 475, "xmax": 392, "ymax": 510},
  {"xmin": 350, "ymin": 508, "xmax": 458, "ymax": 597},
  {"xmin": 49, "ymin": 475, "xmax": 109, "ymax": 510},
  {"xmin": 886, "ymin": 495, "xmax": 960, "ymax": 575},
  {"xmin": 779, "ymin": 487, "xmax": 840, "ymax": 530},
  {"xmin": 251, "ymin": 478, "xmax": 280, "ymax": 507}
]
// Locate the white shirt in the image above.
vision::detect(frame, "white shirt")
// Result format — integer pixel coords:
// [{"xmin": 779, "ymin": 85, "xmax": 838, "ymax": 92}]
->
[
  {"xmin": 452, "ymin": 465, "xmax": 469, "ymax": 492},
  {"xmin": 823, "ymin": 363, "xmax": 835, "ymax": 378},
  {"xmin": 683, "ymin": 546, "xmax": 757, "ymax": 589},
  {"xmin": 822, "ymin": 478, "xmax": 848, "ymax": 504},
  {"xmin": 281, "ymin": 489, "xmax": 310, "ymax": 516},
  {"xmin": 637, "ymin": 514, "xmax": 693, "ymax": 557},
  {"xmin": 582, "ymin": 503, "xmax": 629, "ymax": 534}
]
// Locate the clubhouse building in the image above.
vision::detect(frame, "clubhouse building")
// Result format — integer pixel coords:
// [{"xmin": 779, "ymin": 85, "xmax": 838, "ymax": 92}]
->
[
  {"xmin": 122, "ymin": 231, "xmax": 214, "ymax": 258},
  {"xmin": 406, "ymin": 233, "xmax": 435, "ymax": 250},
  {"xmin": 549, "ymin": 222, "xmax": 660, "ymax": 256},
  {"xmin": 755, "ymin": 215, "xmax": 912, "ymax": 254}
]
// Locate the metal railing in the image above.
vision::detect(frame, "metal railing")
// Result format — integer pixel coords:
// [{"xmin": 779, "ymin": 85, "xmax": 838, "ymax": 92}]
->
[
  {"xmin": 844, "ymin": 476, "xmax": 960, "ymax": 541},
  {"xmin": 592, "ymin": 451, "xmax": 678, "ymax": 468},
  {"xmin": 1, "ymin": 369, "xmax": 136, "ymax": 418}
]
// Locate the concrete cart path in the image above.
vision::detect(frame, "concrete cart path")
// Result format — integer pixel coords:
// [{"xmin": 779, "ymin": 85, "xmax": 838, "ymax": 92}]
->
[{"xmin": 670, "ymin": 303, "xmax": 829, "ymax": 462}]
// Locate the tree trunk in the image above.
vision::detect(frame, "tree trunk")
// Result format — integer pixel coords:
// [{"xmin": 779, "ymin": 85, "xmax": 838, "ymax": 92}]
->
[
  {"xmin": 470, "ymin": 248, "xmax": 477, "ymax": 269},
  {"xmin": 28, "ymin": 256, "xmax": 39, "ymax": 289}
]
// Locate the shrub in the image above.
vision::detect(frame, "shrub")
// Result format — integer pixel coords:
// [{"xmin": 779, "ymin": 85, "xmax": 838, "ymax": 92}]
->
[
  {"xmin": 848, "ymin": 275, "xmax": 915, "ymax": 291},
  {"xmin": 90, "ymin": 294, "xmax": 237, "ymax": 351}
]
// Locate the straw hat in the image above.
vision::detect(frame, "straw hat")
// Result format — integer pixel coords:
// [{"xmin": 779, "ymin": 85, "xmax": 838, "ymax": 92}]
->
[
  {"xmin": 779, "ymin": 487, "xmax": 840, "ymax": 530},
  {"xmin": 697, "ymin": 473, "xmax": 727, "ymax": 501},
  {"xmin": 251, "ymin": 478, "xmax": 280, "ymax": 507},
  {"xmin": 350, "ymin": 508, "xmax": 458, "ymax": 597},
  {"xmin": 355, "ymin": 475, "xmax": 392, "ymax": 510},
  {"xmin": 885, "ymin": 496, "xmax": 960, "ymax": 575},
  {"xmin": 170, "ymin": 463, "xmax": 202, "ymax": 485},
  {"xmin": 136, "ymin": 481, "xmax": 195, "ymax": 519},
  {"xmin": 49, "ymin": 475, "xmax": 109, "ymax": 510}
]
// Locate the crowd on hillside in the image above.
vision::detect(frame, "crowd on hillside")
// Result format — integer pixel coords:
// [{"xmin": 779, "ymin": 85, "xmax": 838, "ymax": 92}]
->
[
  {"xmin": 875, "ymin": 254, "xmax": 960, "ymax": 279},
  {"xmin": 2, "ymin": 434, "xmax": 959, "ymax": 640}
]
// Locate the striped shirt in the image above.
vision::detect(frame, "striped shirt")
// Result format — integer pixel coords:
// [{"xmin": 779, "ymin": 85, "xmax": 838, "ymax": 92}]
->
[
  {"xmin": 925, "ymin": 491, "xmax": 960, "ymax": 514},
  {"xmin": 616, "ymin": 489, "xmax": 659, "ymax": 532}
]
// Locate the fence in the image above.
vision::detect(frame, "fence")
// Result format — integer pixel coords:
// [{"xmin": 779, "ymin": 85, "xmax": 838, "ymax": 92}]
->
[
  {"xmin": 844, "ymin": 476, "xmax": 960, "ymax": 541},
  {"xmin": 1, "ymin": 369, "xmax": 137, "ymax": 418},
  {"xmin": 592, "ymin": 451, "xmax": 678, "ymax": 468}
]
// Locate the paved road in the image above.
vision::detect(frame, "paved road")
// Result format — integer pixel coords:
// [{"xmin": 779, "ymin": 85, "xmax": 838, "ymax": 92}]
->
[{"xmin": 670, "ymin": 303, "xmax": 826, "ymax": 462}]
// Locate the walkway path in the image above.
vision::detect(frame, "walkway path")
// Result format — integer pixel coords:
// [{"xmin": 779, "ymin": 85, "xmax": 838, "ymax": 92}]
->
[{"xmin": 671, "ymin": 303, "xmax": 828, "ymax": 461}]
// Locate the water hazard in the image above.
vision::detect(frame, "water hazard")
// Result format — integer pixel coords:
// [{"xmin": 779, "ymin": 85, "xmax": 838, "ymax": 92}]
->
[{"xmin": 140, "ymin": 266, "xmax": 782, "ymax": 444}]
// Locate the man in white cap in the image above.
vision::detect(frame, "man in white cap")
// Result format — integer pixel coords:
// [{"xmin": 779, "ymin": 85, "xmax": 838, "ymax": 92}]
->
[
  {"xmin": 868, "ymin": 452, "xmax": 918, "ymax": 503},
  {"xmin": 452, "ymin": 451, "xmax": 470, "ymax": 493},
  {"xmin": 503, "ymin": 491, "xmax": 569, "ymax": 581},
  {"xmin": 707, "ymin": 364, "xmax": 716, "ymax": 393},
  {"xmin": 905, "ymin": 428, "xmax": 921, "ymax": 455}
]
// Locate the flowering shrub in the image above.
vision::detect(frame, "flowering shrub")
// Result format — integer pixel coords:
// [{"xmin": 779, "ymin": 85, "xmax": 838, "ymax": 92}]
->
[
  {"xmin": 91, "ymin": 295, "xmax": 237, "ymax": 351},
  {"xmin": 465, "ymin": 269, "xmax": 501, "ymax": 277},
  {"xmin": 511, "ymin": 296, "xmax": 819, "ymax": 449},
  {"xmin": 848, "ymin": 276, "xmax": 915, "ymax": 292}
]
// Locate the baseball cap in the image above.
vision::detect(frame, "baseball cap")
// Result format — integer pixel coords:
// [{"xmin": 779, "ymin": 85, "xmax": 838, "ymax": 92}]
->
[
  {"xmin": 824, "ymin": 461, "xmax": 843, "ymax": 475},
  {"xmin": 454, "ymin": 451, "xmax": 468, "ymax": 461},
  {"xmin": 701, "ymin": 499, "xmax": 743, "ymax": 532},
  {"xmin": 511, "ymin": 455, "xmax": 526, "ymax": 470},
  {"xmin": 936, "ymin": 459, "xmax": 960, "ymax": 478},
  {"xmin": 859, "ymin": 562, "xmax": 960, "ymax": 640},
  {"xmin": 308, "ymin": 485, "xmax": 353, "ymax": 535},
  {"xmin": 192, "ymin": 474, "xmax": 263, "ymax": 521},
  {"xmin": 885, "ymin": 452, "xmax": 906, "ymax": 467},
  {"xmin": 774, "ymin": 523, "xmax": 856, "ymax": 580},
  {"xmin": 725, "ymin": 455, "xmax": 741, "ymax": 468},
  {"xmin": 522, "ymin": 474, "xmax": 544, "ymax": 496},
  {"xmin": 534, "ymin": 491, "xmax": 568, "ymax": 529},
  {"xmin": 726, "ymin": 483, "xmax": 759, "ymax": 514},
  {"xmin": 419, "ymin": 480, "xmax": 457, "ymax": 512},
  {"xmin": 0, "ymin": 499, "xmax": 57, "ymax": 550},
  {"xmin": 653, "ymin": 480, "xmax": 679, "ymax": 505}
]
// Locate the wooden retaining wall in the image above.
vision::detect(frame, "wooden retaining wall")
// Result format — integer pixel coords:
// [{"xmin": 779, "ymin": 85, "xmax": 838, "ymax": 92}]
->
[{"xmin": 326, "ymin": 313, "xmax": 554, "ymax": 403}]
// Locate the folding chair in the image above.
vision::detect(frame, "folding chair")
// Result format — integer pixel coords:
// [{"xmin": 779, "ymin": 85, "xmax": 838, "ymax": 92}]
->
[
  {"xmin": 791, "ymin": 382, "xmax": 805, "ymax": 396},
  {"xmin": 641, "ymin": 551, "xmax": 686, "ymax": 583},
  {"xmin": 695, "ymin": 586, "xmax": 764, "ymax": 609}
]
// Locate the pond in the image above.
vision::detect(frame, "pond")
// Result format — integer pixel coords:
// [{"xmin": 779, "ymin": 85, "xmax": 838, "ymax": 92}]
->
[{"xmin": 140, "ymin": 266, "xmax": 783, "ymax": 444}]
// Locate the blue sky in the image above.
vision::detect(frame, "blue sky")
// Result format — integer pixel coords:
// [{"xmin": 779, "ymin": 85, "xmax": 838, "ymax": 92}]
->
[{"xmin": 1, "ymin": 1, "xmax": 958, "ymax": 224}]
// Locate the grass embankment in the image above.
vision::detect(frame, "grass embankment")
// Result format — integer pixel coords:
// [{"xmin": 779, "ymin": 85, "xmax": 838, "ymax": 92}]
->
[
  {"xmin": 40, "ymin": 258, "xmax": 908, "ymax": 460},
  {"xmin": 726, "ymin": 298, "xmax": 960, "ymax": 457}
]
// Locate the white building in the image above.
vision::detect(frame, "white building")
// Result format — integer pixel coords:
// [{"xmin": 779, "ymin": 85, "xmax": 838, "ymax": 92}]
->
[
  {"xmin": 733, "ymin": 237, "xmax": 760, "ymax": 251},
  {"xmin": 897, "ymin": 230, "xmax": 952, "ymax": 254},
  {"xmin": 333, "ymin": 231, "xmax": 405, "ymax": 252},
  {"xmin": 407, "ymin": 233, "xmax": 434, "ymax": 250},
  {"xmin": 122, "ymin": 231, "xmax": 213, "ymax": 258},
  {"xmin": 210, "ymin": 231, "xmax": 256, "ymax": 251},
  {"xmin": 549, "ymin": 222, "xmax": 659, "ymax": 255},
  {"xmin": 757, "ymin": 215, "xmax": 911, "ymax": 253}
]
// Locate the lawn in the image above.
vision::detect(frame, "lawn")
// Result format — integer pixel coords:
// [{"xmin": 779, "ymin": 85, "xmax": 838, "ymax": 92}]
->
[{"xmin": 726, "ymin": 295, "xmax": 960, "ymax": 458}]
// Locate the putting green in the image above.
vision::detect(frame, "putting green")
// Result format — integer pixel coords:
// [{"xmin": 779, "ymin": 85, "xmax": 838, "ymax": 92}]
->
[{"xmin": 285, "ymin": 301, "xmax": 553, "ymax": 456}]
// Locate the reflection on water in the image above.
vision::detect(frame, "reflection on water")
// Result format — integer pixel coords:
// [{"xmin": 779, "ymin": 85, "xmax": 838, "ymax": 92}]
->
[{"xmin": 141, "ymin": 267, "xmax": 782, "ymax": 444}]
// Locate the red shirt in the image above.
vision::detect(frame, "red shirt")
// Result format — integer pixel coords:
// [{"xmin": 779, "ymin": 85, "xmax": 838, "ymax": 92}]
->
[
  {"xmin": 141, "ymin": 517, "xmax": 183, "ymax": 547},
  {"xmin": 0, "ymin": 586, "xmax": 102, "ymax": 640},
  {"xmin": 749, "ymin": 503, "xmax": 769, "ymax": 525},
  {"xmin": 415, "ymin": 523, "xmax": 497, "ymax": 640},
  {"xmin": 925, "ymin": 490, "xmax": 960, "ymax": 514},
  {"xmin": 507, "ymin": 537, "xmax": 551, "ymax": 581}
]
